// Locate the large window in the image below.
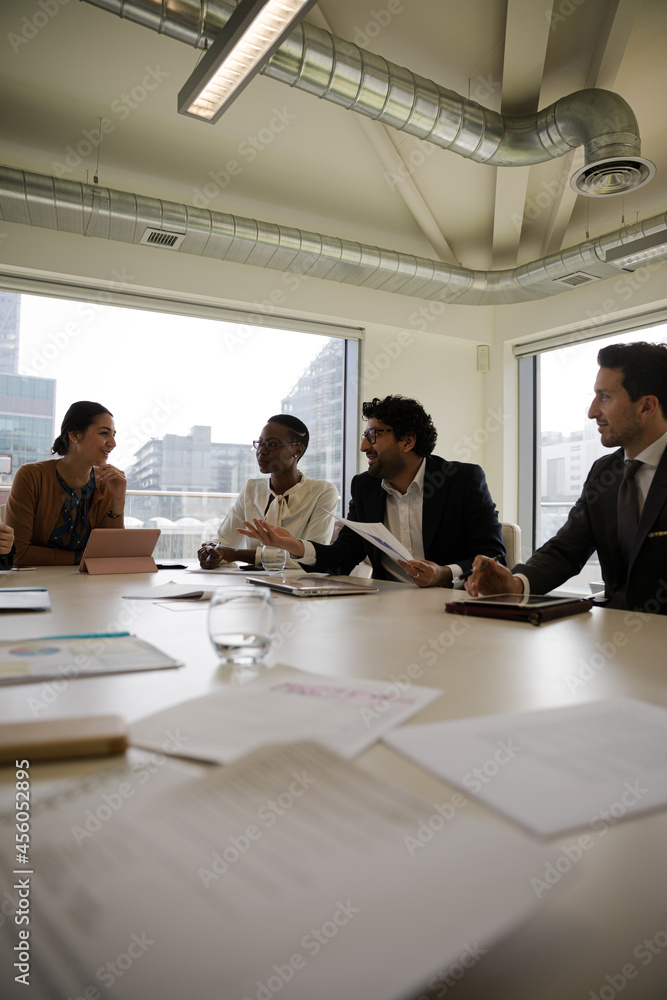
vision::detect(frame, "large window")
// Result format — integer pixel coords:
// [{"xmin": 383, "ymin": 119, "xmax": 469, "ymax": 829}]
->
[
  {"xmin": 519, "ymin": 321, "xmax": 667, "ymax": 595},
  {"xmin": 0, "ymin": 289, "xmax": 360, "ymax": 557}
]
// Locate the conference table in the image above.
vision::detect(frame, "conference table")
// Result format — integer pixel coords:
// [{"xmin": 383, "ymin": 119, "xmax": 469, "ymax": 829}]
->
[{"xmin": 1, "ymin": 565, "xmax": 666, "ymax": 1000}]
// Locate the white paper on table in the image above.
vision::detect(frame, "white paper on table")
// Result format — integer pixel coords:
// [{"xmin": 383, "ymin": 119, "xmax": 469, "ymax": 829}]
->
[
  {"xmin": 0, "ymin": 635, "xmax": 181, "ymax": 683},
  {"xmin": 331, "ymin": 514, "xmax": 412, "ymax": 563},
  {"xmin": 0, "ymin": 741, "xmax": 553, "ymax": 1000},
  {"xmin": 123, "ymin": 581, "xmax": 218, "ymax": 601},
  {"xmin": 131, "ymin": 669, "xmax": 442, "ymax": 762},
  {"xmin": 384, "ymin": 697, "xmax": 667, "ymax": 837}
]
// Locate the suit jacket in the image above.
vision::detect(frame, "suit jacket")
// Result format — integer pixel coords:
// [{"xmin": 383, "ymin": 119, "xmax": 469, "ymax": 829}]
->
[
  {"xmin": 308, "ymin": 455, "xmax": 505, "ymax": 580},
  {"xmin": 514, "ymin": 446, "xmax": 667, "ymax": 613}
]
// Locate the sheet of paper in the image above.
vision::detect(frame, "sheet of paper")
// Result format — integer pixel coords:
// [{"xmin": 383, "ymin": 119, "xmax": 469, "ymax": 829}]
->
[
  {"xmin": 131, "ymin": 670, "xmax": 442, "ymax": 762},
  {"xmin": 0, "ymin": 635, "xmax": 182, "ymax": 684},
  {"xmin": 123, "ymin": 581, "xmax": 216, "ymax": 600},
  {"xmin": 0, "ymin": 741, "xmax": 552, "ymax": 1000},
  {"xmin": 0, "ymin": 587, "xmax": 51, "ymax": 612},
  {"xmin": 332, "ymin": 515, "xmax": 412, "ymax": 563},
  {"xmin": 384, "ymin": 697, "xmax": 667, "ymax": 837}
]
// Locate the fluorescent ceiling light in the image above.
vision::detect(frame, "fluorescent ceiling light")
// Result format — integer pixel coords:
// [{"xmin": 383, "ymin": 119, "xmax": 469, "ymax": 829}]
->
[
  {"xmin": 178, "ymin": 0, "xmax": 318, "ymax": 124},
  {"xmin": 605, "ymin": 230, "xmax": 667, "ymax": 269}
]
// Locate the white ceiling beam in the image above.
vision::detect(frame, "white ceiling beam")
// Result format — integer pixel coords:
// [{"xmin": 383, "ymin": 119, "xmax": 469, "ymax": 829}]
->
[
  {"xmin": 309, "ymin": 5, "xmax": 458, "ymax": 263},
  {"xmin": 492, "ymin": 0, "xmax": 554, "ymax": 269}
]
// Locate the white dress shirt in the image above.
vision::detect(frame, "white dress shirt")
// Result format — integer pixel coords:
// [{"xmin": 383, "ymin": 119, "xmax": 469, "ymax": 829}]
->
[
  {"xmin": 217, "ymin": 474, "xmax": 338, "ymax": 567},
  {"xmin": 300, "ymin": 459, "xmax": 462, "ymax": 582},
  {"xmin": 516, "ymin": 429, "xmax": 667, "ymax": 596}
]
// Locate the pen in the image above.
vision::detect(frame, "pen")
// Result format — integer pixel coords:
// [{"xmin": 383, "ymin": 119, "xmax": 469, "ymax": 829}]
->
[
  {"xmin": 36, "ymin": 631, "xmax": 132, "ymax": 640},
  {"xmin": 648, "ymin": 531, "xmax": 667, "ymax": 537},
  {"xmin": 459, "ymin": 557, "xmax": 495, "ymax": 582}
]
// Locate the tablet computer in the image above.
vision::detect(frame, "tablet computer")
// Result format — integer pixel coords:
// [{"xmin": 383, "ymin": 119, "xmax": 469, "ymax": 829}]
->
[
  {"xmin": 79, "ymin": 528, "xmax": 161, "ymax": 575},
  {"xmin": 247, "ymin": 575, "xmax": 379, "ymax": 598}
]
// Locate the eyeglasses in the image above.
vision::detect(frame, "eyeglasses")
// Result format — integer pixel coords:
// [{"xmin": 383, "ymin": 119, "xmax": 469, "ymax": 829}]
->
[
  {"xmin": 360, "ymin": 428, "xmax": 393, "ymax": 446},
  {"xmin": 252, "ymin": 438, "xmax": 296, "ymax": 452}
]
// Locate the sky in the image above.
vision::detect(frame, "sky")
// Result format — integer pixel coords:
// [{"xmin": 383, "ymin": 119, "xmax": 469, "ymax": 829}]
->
[
  {"xmin": 17, "ymin": 294, "xmax": 330, "ymax": 469},
  {"xmin": 540, "ymin": 324, "xmax": 667, "ymax": 434}
]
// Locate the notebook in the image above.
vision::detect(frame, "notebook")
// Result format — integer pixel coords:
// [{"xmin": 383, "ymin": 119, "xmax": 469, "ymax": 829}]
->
[
  {"xmin": 78, "ymin": 528, "xmax": 161, "ymax": 574},
  {"xmin": 247, "ymin": 575, "xmax": 379, "ymax": 597}
]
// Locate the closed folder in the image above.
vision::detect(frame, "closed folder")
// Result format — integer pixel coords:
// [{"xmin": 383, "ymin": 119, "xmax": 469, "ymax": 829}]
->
[{"xmin": 444, "ymin": 596, "xmax": 593, "ymax": 626}]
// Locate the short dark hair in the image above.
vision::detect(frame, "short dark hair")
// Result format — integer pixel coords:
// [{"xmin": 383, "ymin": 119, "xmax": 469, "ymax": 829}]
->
[
  {"xmin": 361, "ymin": 395, "xmax": 437, "ymax": 456},
  {"xmin": 267, "ymin": 414, "xmax": 309, "ymax": 454},
  {"xmin": 597, "ymin": 342, "xmax": 667, "ymax": 416},
  {"xmin": 52, "ymin": 401, "xmax": 112, "ymax": 456}
]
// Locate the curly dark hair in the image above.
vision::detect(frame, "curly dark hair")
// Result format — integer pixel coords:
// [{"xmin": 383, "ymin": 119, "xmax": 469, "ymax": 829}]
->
[
  {"xmin": 598, "ymin": 342, "xmax": 667, "ymax": 416},
  {"xmin": 361, "ymin": 395, "xmax": 437, "ymax": 456}
]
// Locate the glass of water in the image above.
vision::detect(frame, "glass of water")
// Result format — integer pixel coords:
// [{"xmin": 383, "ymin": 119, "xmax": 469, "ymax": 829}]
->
[
  {"xmin": 207, "ymin": 586, "xmax": 276, "ymax": 669},
  {"xmin": 261, "ymin": 545, "xmax": 287, "ymax": 575}
]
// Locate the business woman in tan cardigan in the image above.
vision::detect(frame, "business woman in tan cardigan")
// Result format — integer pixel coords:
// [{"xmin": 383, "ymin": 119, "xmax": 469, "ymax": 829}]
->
[{"xmin": 5, "ymin": 401, "xmax": 127, "ymax": 566}]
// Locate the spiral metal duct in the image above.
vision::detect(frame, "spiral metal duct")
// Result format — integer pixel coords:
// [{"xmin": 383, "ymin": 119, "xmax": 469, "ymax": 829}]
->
[
  {"xmin": 3, "ymin": 165, "xmax": 666, "ymax": 306},
  {"xmin": 82, "ymin": 0, "xmax": 654, "ymax": 193}
]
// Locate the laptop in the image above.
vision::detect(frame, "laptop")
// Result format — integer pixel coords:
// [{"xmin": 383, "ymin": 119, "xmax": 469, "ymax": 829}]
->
[
  {"xmin": 79, "ymin": 528, "xmax": 161, "ymax": 575},
  {"xmin": 247, "ymin": 575, "xmax": 379, "ymax": 598}
]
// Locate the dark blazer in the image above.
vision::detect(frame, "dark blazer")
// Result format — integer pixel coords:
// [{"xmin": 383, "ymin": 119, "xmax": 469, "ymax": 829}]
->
[
  {"xmin": 308, "ymin": 455, "xmax": 505, "ymax": 580},
  {"xmin": 514, "ymin": 446, "xmax": 667, "ymax": 614}
]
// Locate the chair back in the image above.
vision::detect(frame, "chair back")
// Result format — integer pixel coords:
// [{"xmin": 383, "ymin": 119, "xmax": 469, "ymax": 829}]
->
[{"xmin": 501, "ymin": 522, "xmax": 522, "ymax": 566}]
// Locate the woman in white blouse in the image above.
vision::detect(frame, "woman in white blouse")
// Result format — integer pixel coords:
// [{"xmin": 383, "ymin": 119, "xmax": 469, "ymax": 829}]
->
[{"xmin": 197, "ymin": 414, "xmax": 338, "ymax": 569}]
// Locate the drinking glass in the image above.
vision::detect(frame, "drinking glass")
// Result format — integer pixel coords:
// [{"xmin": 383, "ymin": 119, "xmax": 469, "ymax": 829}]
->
[
  {"xmin": 261, "ymin": 545, "xmax": 287, "ymax": 575},
  {"xmin": 207, "ymin": 587, "xmax": 276, "ymax": 668}
]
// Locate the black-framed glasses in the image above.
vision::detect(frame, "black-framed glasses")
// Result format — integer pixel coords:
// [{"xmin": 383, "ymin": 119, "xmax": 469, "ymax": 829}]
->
[
  {"xmin": 360, "ymin": 428, "xmax": 393, "ymax": 446},
  {"xmin": 252, "ymin": 438, "xmax": 296, "ymax": 452}
]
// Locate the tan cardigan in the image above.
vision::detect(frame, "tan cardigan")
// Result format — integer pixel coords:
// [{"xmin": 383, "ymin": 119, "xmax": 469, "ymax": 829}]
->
[{"xmin": 5, "ymin": 460, "xmax": 124, "ymax": 566}]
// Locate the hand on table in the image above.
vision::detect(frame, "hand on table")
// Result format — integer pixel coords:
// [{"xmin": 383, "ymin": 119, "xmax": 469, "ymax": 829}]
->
[
  {"xmin": 397, "ymin": 559, "xmax": 453, "ymax": 588},
  {"xmin": 198, "ymin": 543, "xmax": 236, "ymax": 569},
  {"xmin": 464, "ymin": 556, "xmax": 523, "ymax": 597},
  {"xmin": 238, "ymin": 519, "xmax": 305, "ymax": 559}
]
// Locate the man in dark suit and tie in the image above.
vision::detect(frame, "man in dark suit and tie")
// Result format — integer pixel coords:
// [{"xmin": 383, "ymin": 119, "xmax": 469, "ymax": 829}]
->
[
  {"xmin": 467, "ymin": 341, "xmax": 667, "ymax": 614},
  {"xmin": 239, "ymin": 395, "xmax": 505, "ymax": 588}
]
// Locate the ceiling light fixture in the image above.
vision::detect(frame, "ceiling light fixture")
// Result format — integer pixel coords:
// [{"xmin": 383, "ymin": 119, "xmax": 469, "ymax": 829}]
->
[
  {"xmin": 604, "ymin": 230, "xmax": 667, "ymax": 269},
  {"xmin": 178, "ymin": 0, "xmax": 318, "ymax": 124}
]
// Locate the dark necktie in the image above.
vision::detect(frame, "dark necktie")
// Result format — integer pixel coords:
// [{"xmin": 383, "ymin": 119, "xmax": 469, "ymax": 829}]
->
[{"xmin": 617, "ymin": 459, "xmax": 643, "ymax": 564}]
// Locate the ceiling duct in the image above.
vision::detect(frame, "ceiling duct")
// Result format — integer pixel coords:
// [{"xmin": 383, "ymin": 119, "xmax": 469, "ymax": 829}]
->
[
  {"xmin": 2, "ymin": 165, "xmax": 666, "ymax": 306},
  {"xmin": 83, "ymin": 0, "xmax": 654, "ymax": 194}
]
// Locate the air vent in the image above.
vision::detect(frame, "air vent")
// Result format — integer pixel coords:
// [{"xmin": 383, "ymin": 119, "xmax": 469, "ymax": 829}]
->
[
  {"xmin": 553, "ymin": 271, "xmax": 601, "ymax": 287},
  {"xmin": 139, "ymin": 227, "xmax": 186, "ymax": 250}
]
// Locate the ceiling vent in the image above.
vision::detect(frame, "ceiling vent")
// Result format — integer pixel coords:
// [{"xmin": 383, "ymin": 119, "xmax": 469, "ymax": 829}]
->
[
  {"xmin": 553, "ymin": 271, "xmax": 601, "ymax": 288},
  {"xmin": 139, "ymin": 227, "xmax": 186, "ymax": 250}
]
